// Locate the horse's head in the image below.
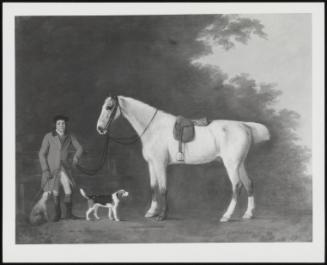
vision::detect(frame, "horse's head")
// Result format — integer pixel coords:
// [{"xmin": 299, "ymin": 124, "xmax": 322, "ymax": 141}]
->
[{"xmin": 97, "ymin": 96, "xmax": 121, "ymax": 135}]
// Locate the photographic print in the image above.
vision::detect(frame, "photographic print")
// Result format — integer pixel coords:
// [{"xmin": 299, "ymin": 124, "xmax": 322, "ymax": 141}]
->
[{"xmin": 3, "ymin": 2, "xmax": 325, "ymax": 263}]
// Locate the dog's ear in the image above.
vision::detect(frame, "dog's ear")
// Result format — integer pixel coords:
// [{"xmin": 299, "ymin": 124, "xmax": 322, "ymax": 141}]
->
[
  {"xmin": 116, "ymin": 190, "xmax": 122, "ymax": 200},
  {"xmin": 116, "ymin": 190, "xmax": 125, "ymax": 200}
]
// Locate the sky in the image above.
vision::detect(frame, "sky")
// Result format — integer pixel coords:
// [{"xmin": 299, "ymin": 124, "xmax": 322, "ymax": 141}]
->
[{"xmin": 195, "ymin": 14, "xmax": 312, "ymax": 149}]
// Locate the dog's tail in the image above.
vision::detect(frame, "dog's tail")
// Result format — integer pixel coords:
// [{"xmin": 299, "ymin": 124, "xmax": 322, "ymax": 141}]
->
[{"xmin": 80, "ymin": 188, "xmax": 90, "ymax": 200}]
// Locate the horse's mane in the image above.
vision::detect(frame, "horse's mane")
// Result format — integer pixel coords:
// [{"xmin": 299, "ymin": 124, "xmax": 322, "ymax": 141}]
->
[
  {"xmin": 119, "ymin": 95, "xmax": 173, "ymax": 117},
  {"xmin": 120, "ymin": 95, "xmax": 155, "ymax": 110}
]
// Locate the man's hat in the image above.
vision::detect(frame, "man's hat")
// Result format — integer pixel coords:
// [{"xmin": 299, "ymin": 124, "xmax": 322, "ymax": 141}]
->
[{"xmin": 53, "ymin": 114, "xmax": 69, "ymax": 123}]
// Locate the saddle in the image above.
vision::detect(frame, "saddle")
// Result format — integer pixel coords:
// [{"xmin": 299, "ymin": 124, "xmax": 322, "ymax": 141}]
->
[{"xmin": 173, "ymin": 116, "xmax": 210, "ymax": 161}]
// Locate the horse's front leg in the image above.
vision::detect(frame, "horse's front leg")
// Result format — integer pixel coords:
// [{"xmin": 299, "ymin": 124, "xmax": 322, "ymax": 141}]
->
[
  {"xmin": 145, "ymin": 163, "xmax": 160, "ymax": 218},
  {"xmin": 154, "ymin": 163, "xmax": 168, "ymax": 221}
]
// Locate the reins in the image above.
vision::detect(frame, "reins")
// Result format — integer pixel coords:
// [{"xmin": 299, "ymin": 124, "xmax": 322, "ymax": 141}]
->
[
  {"xmin": 107, "ymin": 108, "xmax": 158, "ymax": 145},
  {"xmin": 75, "ymin": 97, "xmax": 158, "ymax": 174},
  {"xmin": 74, "ymin": 133, "xmax": 110, "ymax": 175},
  {"xmin": 74, "ymin": 96, "xmax": 119, "ymax": 176}
]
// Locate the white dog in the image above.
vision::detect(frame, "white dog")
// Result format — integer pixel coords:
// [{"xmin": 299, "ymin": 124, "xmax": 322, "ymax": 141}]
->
[
  {"xmin": 29, "ymin": 192, "xmax": 50, "ymax": 225},
  {"xmin": 80, "ymin": 188, "xmax": 129, "ymax": 221}
]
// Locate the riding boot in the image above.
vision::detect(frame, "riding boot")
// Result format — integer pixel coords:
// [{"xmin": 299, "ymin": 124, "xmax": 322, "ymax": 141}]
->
[
  {"xmin": 63, "ymin": 194, "xmax": 78, "ymax": 220},
  {"xmin": 52, "ymin": 195, "xmax": 61, "ymax": 222}
]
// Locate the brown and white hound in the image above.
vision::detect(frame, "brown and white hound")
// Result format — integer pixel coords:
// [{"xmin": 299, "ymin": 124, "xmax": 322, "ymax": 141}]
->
[{"xmin": 80, "ymin": 188, "xmax": 129, "ymax": 221}]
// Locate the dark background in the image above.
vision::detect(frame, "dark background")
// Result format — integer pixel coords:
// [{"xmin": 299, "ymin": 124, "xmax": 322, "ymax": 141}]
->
[{"xmin": 15, "ymin": 15, "xmax": 312, "ymax": 222}]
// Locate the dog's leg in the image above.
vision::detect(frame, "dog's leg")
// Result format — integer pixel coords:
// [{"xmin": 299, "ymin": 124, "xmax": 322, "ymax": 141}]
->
[
  {"xmin": 94, "ymin": 205, "xmax": 100, "ymax": 220},
  {"xmin": 112, "ymin": 205, "xmax": 120, "ymax": 221},
  {"xmin": 108, "ymin": 206, "xmax": 114, "ymax": 220},
  {"xmin": 86, "ymin": 206, "xmax": 94, "ymax": 221}
]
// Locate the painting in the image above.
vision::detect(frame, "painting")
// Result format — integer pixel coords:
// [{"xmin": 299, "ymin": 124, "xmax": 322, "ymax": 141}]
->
[{"xmin": 3, "ymin": 2, "xmax": 325, "ymax": 263}]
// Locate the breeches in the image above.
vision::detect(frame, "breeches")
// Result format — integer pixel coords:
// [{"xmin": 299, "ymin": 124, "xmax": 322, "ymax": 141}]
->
[
  {"xmin": 53, "ymin": 169, "xmax": 72, "ymax": 196},
  {"xmin": 43, "ymin": 167, "xmax": 73, "ymax": 195}
]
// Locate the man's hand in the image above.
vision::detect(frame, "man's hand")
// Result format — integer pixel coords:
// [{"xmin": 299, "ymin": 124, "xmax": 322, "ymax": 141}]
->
[
  {"xmin": 73, "ymin": 157, "xmax": 79, "ymax": 166},
  {"xmin": 43, "ymin": 170, "xmax": 52, "ymax": 179}
]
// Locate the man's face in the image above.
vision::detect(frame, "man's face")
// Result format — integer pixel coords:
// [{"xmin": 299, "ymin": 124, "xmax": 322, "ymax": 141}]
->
[{"xmin": 56, "ymin": 120, "xmax": 66, "ymax": 133}]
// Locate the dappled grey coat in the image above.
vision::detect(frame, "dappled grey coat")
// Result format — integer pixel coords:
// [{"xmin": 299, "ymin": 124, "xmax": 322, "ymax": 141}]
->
[{"xmin": 39, "ymin": 131, "xmax": 83, "ymax": 192}]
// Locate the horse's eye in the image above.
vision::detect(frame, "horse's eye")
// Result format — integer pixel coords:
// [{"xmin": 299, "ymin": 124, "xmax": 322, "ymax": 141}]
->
[{"xmin": 106, "ymin": 105, "xmax": 112, "ymax": 111}]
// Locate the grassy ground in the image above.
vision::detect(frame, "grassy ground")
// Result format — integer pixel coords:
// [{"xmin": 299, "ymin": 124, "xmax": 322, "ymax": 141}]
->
[
  {"xmin": 16, "ymin": 204, "xmax": 312, "ymax": 244},
  {"xmin": 16, "ymin": 155, "xmax": 312, "ymax": 244}
]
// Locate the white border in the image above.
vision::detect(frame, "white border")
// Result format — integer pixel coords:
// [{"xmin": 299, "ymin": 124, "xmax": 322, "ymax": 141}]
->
[{"xmin": 3, "ymin": 3, "xmax": 325, "ymax": 263}]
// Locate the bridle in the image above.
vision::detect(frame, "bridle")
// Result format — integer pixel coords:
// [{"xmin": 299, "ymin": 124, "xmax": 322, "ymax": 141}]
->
[
  {"xmin": 75, "ymin": 95, "xmax": 158, "ymax": 176},
  {"xmin": 102, "ymin": 95, "xmax": 120, "ymax": 132},
  {"xmin": 103, "ymin": 96, "xmax": 158, "ymax": 145}
]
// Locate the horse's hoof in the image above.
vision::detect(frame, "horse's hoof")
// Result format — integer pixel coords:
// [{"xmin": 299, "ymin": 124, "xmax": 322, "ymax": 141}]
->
[
  {"xmin": 145, "ymin": 211, "xmax": 159, "ymax": 218},
  {"xmin": 220, "ymin": 216, "xmax": 230, "ymax": 222},
  {"xmin": 155, "ymin": 215, "xmax": 166, "ymax": 221},
  {"xmin": 242, "ymin": 213, "xmax": 253, "ymax": 220}
]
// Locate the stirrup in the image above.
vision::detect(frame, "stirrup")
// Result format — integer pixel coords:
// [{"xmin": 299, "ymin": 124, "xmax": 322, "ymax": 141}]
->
[{"xmin": 176, "ymin": 152, "xmax": 184, "ymax": 161}]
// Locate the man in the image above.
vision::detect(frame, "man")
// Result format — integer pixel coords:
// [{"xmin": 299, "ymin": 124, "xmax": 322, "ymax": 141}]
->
[{"xmin": 39, "ymin": 114, "xmax": 83, "ymax": 221}]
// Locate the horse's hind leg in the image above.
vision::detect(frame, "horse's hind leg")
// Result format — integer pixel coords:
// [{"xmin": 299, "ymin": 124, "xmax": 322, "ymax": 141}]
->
[
  {"xmin": 145, "ymin": 163, "xmax": 160, "ymax": 218},
  {"xmin": 239, "ymin": 163, "xmax": 255, "ymax": 219},
  {"xmin": 220, "ymin": 161, "xmax": 242, "ymax": 222},
  {"xmin": 220, "ymin": 124, "xmax": 252, "ymax": 222}
]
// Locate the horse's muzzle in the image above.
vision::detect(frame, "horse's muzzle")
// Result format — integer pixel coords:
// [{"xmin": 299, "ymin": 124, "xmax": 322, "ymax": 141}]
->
[{"xmin": 97, "ymin": 126, "xmax": 107, "ymax": 135}]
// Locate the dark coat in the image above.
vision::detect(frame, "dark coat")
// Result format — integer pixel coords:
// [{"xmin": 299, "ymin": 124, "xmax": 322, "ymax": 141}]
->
[{"xmin": 39, "ymin": 131, "xmax": 83, "ymax": 192}]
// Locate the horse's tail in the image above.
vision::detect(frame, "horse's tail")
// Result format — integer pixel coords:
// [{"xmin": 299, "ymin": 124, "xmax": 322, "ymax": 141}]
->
[
  {"xmin": 244, "ymin": 122, "xmax": 270, "ymax": 144},
  {"xmin": 80, "ymin": 188, "xmax": 90, "ymax": 200}
]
